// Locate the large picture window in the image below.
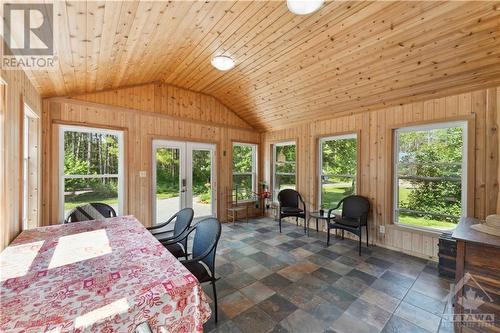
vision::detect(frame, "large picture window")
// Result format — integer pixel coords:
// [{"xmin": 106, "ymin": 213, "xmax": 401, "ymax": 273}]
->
[
  {"xmin": 319, "ymin": 134, "xmax": 357, "ymax": 209},
  {"xmin": 59, "ymin": 125, "xmax": 124, "ymax": 221},
  {"xmin": 273, "ymin": 141, "xmax": 296, "ymax": 200},
  {"xmin": 232, "ymin": 143, "xmax": 257, "ymax": 200},
  {"xmin": 394, "ymin": 121, "xmax": 467, "ymax": 231}
]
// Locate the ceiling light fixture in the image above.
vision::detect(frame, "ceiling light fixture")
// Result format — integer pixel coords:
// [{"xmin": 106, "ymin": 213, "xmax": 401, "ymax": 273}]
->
[
  {"xmin": 287, "ymin": 0, "xmax": 324, "ymax": 15},
  {"xmin": 211, "ymin": 55, "xmax": 235, "ymax": 71}
]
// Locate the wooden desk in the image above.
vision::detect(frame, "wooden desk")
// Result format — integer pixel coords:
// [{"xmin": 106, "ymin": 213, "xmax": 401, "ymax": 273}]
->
[{"xmin": 452, "ymin": 217, "xmax": 500, "ymax": 332}]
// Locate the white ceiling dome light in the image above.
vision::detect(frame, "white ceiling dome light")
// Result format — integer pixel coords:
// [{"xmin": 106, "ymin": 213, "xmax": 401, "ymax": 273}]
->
[
  {"xmin": 287, "ymin": 0, "xmax": 324, "ymax": 15},
  {"xmin": 211, "ymin": 55, "xmax": 235, "ymax": 71}
]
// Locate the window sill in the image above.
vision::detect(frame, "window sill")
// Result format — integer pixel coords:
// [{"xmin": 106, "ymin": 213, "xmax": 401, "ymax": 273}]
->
[
  {"xmin": 231, "ymin": 199, "xmax": 257, "ymax": 204},
  {"xmin": 388, "ymin": 223, "xmax": 454, "ymax": 237}
]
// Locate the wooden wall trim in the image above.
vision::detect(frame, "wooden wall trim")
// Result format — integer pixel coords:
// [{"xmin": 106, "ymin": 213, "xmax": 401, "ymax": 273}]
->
[{"xmin": 46, "ymin": 96, "xmax": 258, "ymax": 132}]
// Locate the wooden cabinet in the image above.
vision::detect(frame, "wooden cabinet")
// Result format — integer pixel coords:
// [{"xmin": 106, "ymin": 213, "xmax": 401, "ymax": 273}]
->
[{"xmin": 452, "ymin": 218, "xmax": 500, "ymax": 332}]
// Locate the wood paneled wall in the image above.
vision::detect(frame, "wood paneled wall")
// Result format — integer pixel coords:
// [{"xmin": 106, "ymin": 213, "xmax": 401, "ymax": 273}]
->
[
  {"xmin": 42, "ymin": 83, "xmax": 260, "ymax": 226},
  {"xmin": 71, "ymin": 82, "xmax": 252, "ymax": 130},
  {"xmin": 0, "ymin": 68, "xmax": 42, "ymax": 251},
  {"xmin": 262, "ymin": 87, "xmax": 499, "ymax": 260}
]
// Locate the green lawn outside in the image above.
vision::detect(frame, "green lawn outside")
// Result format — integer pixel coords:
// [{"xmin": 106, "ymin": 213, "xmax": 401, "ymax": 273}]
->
[
  {"xmin": 321, "ymin": 185, "xmax": 350, "ymax": 209},
  {"xmin": 397, "ymin": 187, "xmax": 456, "ymax": 230},
  {"xmin": 322, "ymin": 184, "xmax": 457, "ymax": 231},
  {"xmin": 398, "ymin": 214, "xmax": 456, "ymax": 230},
  {"xmin": 64, "ymin": 197, "xmax": 118, "ymax": 211}
]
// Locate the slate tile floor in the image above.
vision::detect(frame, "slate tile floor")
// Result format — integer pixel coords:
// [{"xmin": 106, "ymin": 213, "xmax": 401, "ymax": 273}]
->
[{"xmin": 202, "ymin": 218, "xmax": 454, "ymax": 333}]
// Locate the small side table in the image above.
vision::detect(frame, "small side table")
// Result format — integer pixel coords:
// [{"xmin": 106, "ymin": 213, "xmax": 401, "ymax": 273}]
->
[{"xmin": 307, "ymin": 211, "xmax": 335, "ymax": 237}]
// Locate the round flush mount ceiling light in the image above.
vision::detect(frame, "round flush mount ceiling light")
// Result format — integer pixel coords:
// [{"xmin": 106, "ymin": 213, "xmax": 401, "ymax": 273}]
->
[
  {"xmin": 211, "ymin": 55, "xmax": 235, "ymax": 71},
  {"xmin": 287, "ymin": 0, "xmax": 324, "ymax": 15}
]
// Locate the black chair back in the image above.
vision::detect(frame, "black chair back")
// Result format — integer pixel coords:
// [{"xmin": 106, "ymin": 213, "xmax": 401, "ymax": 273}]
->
[
  {"xmin": 192, "ymin": 218, "xmax": 222, "ymax": 274},
  {"xmin": 341, "ymin": 195, "xmax": 370, "ymax": 223},
  {"xmin": 278, "ymin": 189, "xmax": 300, "ymax": 208},
  {"xmin": 65, "ymin": 202, "xmax": 117, "ymax": 223},
  {"xmin": 173, "ymin": 208, "xmax": 195, "ymax": 238}
]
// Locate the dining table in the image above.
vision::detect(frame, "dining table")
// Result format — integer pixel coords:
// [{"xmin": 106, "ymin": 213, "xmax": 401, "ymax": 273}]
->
[{"xmin": 0, "ymin": 215, "xmax": 211, "ymax": 332}]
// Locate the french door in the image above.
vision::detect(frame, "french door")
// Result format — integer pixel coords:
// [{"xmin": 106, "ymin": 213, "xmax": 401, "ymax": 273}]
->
[{"xmin": 152, "ymin": 140, "xmax": 216, "ymax": 224}]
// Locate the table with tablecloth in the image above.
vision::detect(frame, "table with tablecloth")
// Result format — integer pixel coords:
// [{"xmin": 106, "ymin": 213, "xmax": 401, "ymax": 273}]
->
[{"xmin": 0, "ymin": 215, "xmax": 211, "ymax": 332}]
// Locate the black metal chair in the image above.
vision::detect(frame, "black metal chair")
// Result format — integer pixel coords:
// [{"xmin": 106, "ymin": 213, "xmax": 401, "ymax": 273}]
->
[
  {"xmin": 65, "ymin": 202, "xmax": 117, "ymax": 223},
  {"xmin": 180, "ymin": 218, "xmax": 222, "ymax": 322},
  {"xmin": 327, "ymin": 195, "xmax": 370, "ymax": 255},
  {"xmin": 148, "ymin": 208, "xmax": 194, "ymax": 260},
  {"xmin": 277, "ymin": 189, "xmax": 307, "ymax": 233}
]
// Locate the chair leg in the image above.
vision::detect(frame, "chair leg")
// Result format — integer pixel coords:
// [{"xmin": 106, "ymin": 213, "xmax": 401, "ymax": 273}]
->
[
  {"xmin": 316, "ymin": 218, "xmax": 319, "ymax": 232},
  {"xmin": 327, "ymin": 226, "xmax": 330, "ymax": 246},
  {"xmin": 279, "ymin": 216, "xmax": 282, "ymax": 233},
  {"xmin": 342, "ymin": 230, "xmax": 344, "ymax": 240},
  {"xmin": 358, "ymin": 234, "xmax": 361, "ymax": 256},
  {"xmin": 296, "ymin": 217, "xmax": 298, "ymax": 226},
  {"xmin": 211, "ymin": 280, "xmax": 218, "ymax": 323},
  {"xmin": 366, "ymin": 225, "xmax": 369, "ymax": 247}
]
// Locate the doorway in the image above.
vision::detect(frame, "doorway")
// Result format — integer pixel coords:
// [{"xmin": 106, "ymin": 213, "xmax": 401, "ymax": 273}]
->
[{"xmin": 152, "ymin": 140, "xmax": 216, "ymax": 224}]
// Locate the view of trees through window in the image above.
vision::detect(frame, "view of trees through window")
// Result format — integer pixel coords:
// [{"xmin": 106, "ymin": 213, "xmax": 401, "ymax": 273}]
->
[
  {"xmin": 274, "ymin": 143, "xmax": 296, "ymax": 199},
  {"xmin": 320, "ymin": 136, "xmax": 357, "ymax": 209},
  {"xmin": 232, "ymin": 144, "xmax": 256, "ymax": 200},
  {"xmin": 395, "ymin": 123, "xmax": 465, "ymax": 230},
  {"xmin": 155, "ymin": 148, "xmax": 212, "ymax": 202},
  {"xmin": 63, "ymin": 130, "xmax": 121, "ymax": 215}
]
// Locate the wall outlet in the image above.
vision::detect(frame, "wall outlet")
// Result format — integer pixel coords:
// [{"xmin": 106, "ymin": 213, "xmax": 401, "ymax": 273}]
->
[
  {"xmin": 379, "ymin": 225, "xmax": 385, "ymax": 234},
  {"xmin": 139, "ymin": 171, "xmax": 147, "ymax": 178}
]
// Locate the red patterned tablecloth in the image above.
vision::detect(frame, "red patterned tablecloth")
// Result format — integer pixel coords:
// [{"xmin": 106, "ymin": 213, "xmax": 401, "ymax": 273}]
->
[{"xmin": 0, "ymin": 216, "xmax": 211, "ymax": 332}]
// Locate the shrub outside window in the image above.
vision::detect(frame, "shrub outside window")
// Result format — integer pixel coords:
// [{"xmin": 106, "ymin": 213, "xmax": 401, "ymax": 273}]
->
[{"xmin": 394, "ymin": 121, "xmax": 467, "ymax": 231}]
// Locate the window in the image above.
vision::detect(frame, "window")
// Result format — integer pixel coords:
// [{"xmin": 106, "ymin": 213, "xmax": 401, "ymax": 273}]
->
[
  {"xmin": 394, "ymin": 121, "xmax": 467, "ymax": 231},
  {"xmin": 273, "ymin": 141, "xmax": 296, "ymax": 200},
  {"xmin": 319, "ymin": 134, "xmax": 357, "ymax": 209},
  {"xmin": 59, "ymin": 125, "xmax": 124, "ymax": 222},
  {"xmin": 232, "ymin": 143, "xmax": 257, "ymax": 200}
]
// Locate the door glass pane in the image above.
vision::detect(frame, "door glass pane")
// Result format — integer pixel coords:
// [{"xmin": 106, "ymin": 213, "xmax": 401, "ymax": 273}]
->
[
  {"xmin": 192, "ymin": 149, "xmax": 212, "ymax": 217},
  {"xmin": 64, "ymin": 177, "xmax": 119, "ymax": 218},
  {"xmin": 320, "ymin": 137, "xmax": 357, "ymax": 209},
  {"xmin": 155, "ymin": 147, "xmax": 181, "ymax": 224}
]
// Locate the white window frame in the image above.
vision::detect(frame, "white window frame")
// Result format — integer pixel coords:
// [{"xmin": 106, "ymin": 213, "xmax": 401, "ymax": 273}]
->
[
  {"xmin": 393, "ymin": 120, "xmax": 468, "ymax": 231},
  {"xmin": 318, "ymin": 133, "xmax": 357, "ymax": 209},
  {"xmin": 272, "ymin": 141, "xmax": 296, "ymax": 201},
  {"xmin": 59, "ymin": 125, "xmax": 124, "ymax": 223},
  {"xmin": 232, "ymin": 142, "xmax": 258, "ymax": 201}
]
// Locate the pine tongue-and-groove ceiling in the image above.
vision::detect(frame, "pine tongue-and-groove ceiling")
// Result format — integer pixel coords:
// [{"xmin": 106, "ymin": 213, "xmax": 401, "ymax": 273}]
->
[{"xmin": 23, "ymin": 1, "xmax": 500, "ymax": 131}]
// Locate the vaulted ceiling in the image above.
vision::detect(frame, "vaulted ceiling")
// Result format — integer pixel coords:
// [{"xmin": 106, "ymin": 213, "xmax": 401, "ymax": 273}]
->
[{"xmin": 19, "ymin": 1, "xmax": 500, "ymax": 131}]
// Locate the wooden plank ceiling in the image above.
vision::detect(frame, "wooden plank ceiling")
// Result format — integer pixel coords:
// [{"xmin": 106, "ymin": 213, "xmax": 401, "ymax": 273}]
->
[{"xmin": 23, "ymin": 1, "xmax": 500, "ymax": 131}]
